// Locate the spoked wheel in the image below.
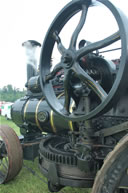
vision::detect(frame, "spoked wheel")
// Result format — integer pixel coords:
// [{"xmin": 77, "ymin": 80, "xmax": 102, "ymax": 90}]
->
[
  {"xmin": 0, "ymin": 125, "xmax": 23, "ymax": 184},
  {"xmin": 40, "ymin": 0, "xmax": 128, "ymax": 121},
  {"xmin": 91, "ymin": 134, "xmax": 128, "ymax": 193}
]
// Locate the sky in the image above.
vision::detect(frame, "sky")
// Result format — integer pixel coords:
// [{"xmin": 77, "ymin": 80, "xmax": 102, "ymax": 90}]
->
[{"xmin": 0, "ymin": 0, "xmax": 128, "ymax": 90}]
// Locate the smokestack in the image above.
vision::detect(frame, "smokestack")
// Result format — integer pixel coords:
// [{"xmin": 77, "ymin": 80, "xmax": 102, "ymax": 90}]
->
[{"xmin": 22, "ymin": 40, "xmax": 41, "ymax": 83}]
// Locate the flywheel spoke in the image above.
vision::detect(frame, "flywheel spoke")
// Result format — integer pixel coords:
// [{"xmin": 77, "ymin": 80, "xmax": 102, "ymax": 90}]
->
[
  {"xmin": 63, "ymin": 70, "xmax": 72, "ymax": 114},
  {"xmin": 53, "ymin": 31, "xmax": 66, "ymax": 55},
  {"xmin": 74, "ymin": 63, "xmax": 107, "ymax": 101},
  {"xmin": 77, "ymin": 31, "xmax": 120, "ymax": 59},
  {"xmin": 69, "ymin": 4, "xmax": 88, "ymax": 50}
]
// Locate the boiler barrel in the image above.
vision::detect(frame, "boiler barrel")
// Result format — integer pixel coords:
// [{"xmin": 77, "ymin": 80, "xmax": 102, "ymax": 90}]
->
[{"xmin": 11, "ymin": 96, "xmax": 75, "ymax": 134}]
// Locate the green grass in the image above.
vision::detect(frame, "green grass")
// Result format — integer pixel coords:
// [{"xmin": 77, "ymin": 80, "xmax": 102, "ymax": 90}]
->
[
  {"xmin": 0, "ymin": 116, "xmax": 91, "ymax": 193},
  {"xmin": 0, "ymin": 116, "xmax": 20, "ymax": 136}
]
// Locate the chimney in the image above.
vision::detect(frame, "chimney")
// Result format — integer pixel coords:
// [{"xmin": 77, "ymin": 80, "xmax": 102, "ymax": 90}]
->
[{"xmin": 22, "ymin": 40, "xmax": 41, "ymax": 83}]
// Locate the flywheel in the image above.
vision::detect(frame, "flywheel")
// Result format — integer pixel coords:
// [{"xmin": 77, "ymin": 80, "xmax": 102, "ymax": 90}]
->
[
  {"xmin": 0, "ymin": 125, "xmax": 23, "ymax": 184},
  {"xmin": 40, "ymin": 0, "xmax": 128, "ymax": 121}
]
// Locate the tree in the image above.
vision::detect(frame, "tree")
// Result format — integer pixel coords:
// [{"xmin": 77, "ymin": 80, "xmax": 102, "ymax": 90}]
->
[{"xmin": 0, "ymin": 85, "xmax": 26, "ymax": 102}]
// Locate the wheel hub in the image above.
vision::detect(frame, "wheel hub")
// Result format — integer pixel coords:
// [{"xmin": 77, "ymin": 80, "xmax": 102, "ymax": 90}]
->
[{"xmin": 61, "ymin": 51, "xmax": 75, "ymax": 69}]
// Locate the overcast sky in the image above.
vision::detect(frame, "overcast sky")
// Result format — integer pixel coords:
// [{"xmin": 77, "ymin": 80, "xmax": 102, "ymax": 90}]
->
[{"xmin": 0, "ymin": 0, "xmax": 128, "ymax": 90}]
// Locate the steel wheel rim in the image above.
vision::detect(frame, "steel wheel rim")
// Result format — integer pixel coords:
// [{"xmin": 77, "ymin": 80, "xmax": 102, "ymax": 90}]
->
[
  {"xmin": 0, "ymin": 125, "xmax": 23, "ymax": 184},
  {"xmin": 91, "ymin": 134, "xmax": 128, "ymax": 193}
]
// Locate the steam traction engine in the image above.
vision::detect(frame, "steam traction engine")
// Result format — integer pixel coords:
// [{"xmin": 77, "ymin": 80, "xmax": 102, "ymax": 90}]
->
[{"xmin": 1, "ymin": 0, "xmax": 128, "ymax": 192}]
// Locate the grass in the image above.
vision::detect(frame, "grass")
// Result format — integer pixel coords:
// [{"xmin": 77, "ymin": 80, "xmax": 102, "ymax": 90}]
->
[{"xmin": 0, "ymin": 116, "xmax": 91, "ymax": 193}]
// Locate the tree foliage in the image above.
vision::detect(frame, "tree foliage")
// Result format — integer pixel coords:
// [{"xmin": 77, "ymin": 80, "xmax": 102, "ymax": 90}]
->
[{"xmin": 0, "ymin": 85, "xmax": 26, "ymax": 102}]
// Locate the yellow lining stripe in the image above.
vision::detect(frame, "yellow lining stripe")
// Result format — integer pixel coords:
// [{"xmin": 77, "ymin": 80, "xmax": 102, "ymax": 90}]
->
[
  {"xmin": 50, "ymin": 110, "xmax": 56, "ymax": 133},
  {"xmin": 69, "ymin": 121, "xmax": 74, "ymax": 131},
  {"xmin": 87, "ymin": 79, "xmax": 105, "ymax": 99},
  {"xmin": 24, "ymin": 100, "xmax": 30, "ymax": 120},
  {"xmin": 50, "ymin": 92, "xmax": 74, "ymax": 132},
  {"xmin": 35, "ymin": 97, "xmax": 44, "ymax": 131},
  {"xmin": 69, "ymin": 101, "xmax": 75, "ymax": 131},
  {"xmin": 50, "ymin": 92, "xmax": 64, "ymax": 133}
]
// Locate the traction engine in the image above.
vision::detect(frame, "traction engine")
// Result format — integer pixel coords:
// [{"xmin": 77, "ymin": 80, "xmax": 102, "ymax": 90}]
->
[{"xmin": 1, "ymin": 0, "xmax": 128, "ymax": 192}]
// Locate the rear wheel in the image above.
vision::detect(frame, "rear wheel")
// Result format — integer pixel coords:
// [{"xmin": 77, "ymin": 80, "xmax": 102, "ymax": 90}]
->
[
  {"xmin": 0, "ymin": 125, "xmax": 23, "ymax": 184},
  {"xmin": 91, "ymin": 134, "xmax": 128, "ymax": 193}
]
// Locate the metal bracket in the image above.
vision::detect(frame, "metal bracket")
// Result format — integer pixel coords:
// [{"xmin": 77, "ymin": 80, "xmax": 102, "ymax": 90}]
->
[{"xmin": 94, "ymin": 121, "xmax": 128, "ymax": 137}]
